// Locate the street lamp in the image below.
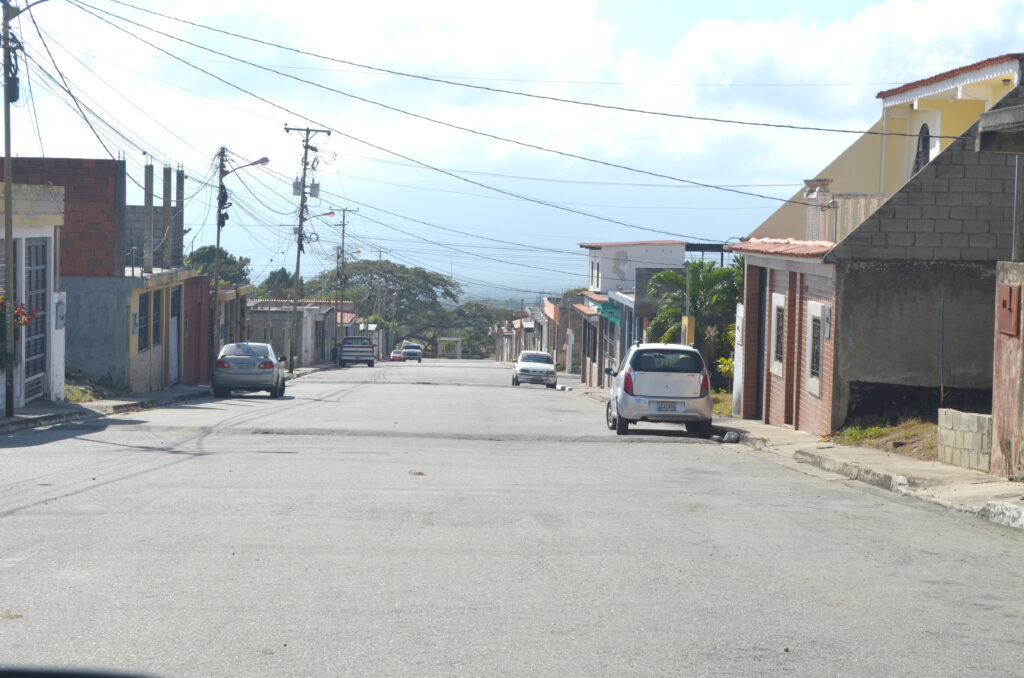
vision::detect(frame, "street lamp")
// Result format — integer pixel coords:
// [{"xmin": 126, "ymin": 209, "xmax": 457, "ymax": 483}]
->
[
  {"xmin": 288, "ymin": 209, "xmax": 334, "ymax": 372},
  {"xmin": 211, "ymin": 148, "xmax": 268, "ymax": 373}
]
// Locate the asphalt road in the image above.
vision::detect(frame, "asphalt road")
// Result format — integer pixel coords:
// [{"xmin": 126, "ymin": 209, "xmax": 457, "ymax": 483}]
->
[{"xmin": 2, "ymin": 359, "xmax": 1024, "ymax": 677}]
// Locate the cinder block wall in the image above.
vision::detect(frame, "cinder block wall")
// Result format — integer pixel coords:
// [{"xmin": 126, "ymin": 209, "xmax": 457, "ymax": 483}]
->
[{"xmin": 938, "ymin": 408, "xmax": 992, "ymax": 472}]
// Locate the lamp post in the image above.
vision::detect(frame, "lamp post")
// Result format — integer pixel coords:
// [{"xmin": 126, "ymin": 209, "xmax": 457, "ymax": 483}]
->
[{"xmin": 210, "ymin": 148, "xmax": 267, "ymax": 373}]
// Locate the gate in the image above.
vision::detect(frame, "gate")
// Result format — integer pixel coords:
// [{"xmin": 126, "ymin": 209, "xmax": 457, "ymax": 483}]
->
[
  {"xmin": 23, "ymin": 238, "xmax": 47, "ymax": 401},
  {"xmin": 169, "ymin": 286, "xmax": 181, "ymax": 384}
]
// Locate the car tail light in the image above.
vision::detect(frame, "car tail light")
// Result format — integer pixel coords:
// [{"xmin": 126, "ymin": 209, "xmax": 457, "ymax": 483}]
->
[
  {"xmin": 623, "ymin": 367, "xmax": 634, "ymax": 396},
  {"xmin": 258, "ymin": 361, "xmax": 275, "ymax": 369},
  {"xmin": 699, "ymin": 372, "xmax": 710, "ymax": 397},
  {"xmin": 215, "ymin": 360, "xmax": 230, "ymax": 369}
]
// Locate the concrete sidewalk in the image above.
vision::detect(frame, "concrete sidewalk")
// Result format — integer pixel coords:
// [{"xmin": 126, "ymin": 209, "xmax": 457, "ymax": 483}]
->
[
  {"xmin": 569, "ymin": 384, "xmax": 1024, "ymax": 531},
  {"xmin": 0, "ymin": 365, "xmax": 327, "ymax": 435}
]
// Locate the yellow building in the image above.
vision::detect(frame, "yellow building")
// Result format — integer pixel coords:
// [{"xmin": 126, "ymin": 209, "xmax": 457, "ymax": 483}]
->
[{"xmin": 752, "ymin": 53, "xmax": 1021, "ymax": 240}]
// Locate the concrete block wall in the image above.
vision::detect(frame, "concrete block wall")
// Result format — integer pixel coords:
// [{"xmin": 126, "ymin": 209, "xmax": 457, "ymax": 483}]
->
[
  {"xmin": 829, "ymin": 86, "xmax": 1024, "ymax": 263},
  {"xmin": 938, "ymin": 408, "xmax": 992, "ymax": 472}
]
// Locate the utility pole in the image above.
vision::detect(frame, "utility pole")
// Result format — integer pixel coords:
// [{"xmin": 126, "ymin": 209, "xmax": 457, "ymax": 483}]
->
[
  {"xmin": 285, "ymin": 125, "xmax": 330, "ymax": 373},
  {"xmin": 334, "ymin": 207, "xmax": 357, "ymax": 357},
  {"xmin": 3, "ymin": 0, "xmax": 46, "ymax": 417},
  {"xmin": 210, "ymin": 147, "xmax": 267, "ymax": 375}
]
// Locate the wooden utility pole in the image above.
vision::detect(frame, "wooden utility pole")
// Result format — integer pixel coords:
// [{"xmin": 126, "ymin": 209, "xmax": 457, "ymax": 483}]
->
[
  {"xmin": 3, "ymin": 0, "xmax": 48, "ymax": 416},
  {"xmin": 285, "ymin": 125, "xmax": 330, "ymax": 372},
  {"xmin": 335, "ymin": 207, "xmax": 357, "ymax": 357}
]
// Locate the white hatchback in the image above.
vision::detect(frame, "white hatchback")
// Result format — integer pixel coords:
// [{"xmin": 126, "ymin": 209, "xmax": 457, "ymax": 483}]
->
[
  {"xmin": 512, "ymin": 351, "xmax": 557, "ymax": 388},
  {"xmin": 605, "ymin": 343, "xmax": 713, "ymax": 437}
]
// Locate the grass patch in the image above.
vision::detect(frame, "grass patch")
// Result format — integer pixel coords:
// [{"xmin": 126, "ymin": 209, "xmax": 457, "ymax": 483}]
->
[
  {"xmin": 712, "ymin": 392, "xmax": 733, "ymax": 418},
  {"xmin": 829, "ymin": 415, "xmax": 938, "ymax": 460},
  {"xmin": 64, "ymin": 372, "xmax": 127, "ymax": 404}
]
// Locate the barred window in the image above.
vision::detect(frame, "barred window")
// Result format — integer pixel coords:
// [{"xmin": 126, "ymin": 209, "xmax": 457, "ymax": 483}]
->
[
  {"xmin": 810, "ymin": 317, "xmax": 822, "ymax": 379},
  {"xmin": 774, "ymin": 307, "xmax": 784, "ymax": 363},
  {"xmin": 138, "ymin": 293, "xmax": 150, "ymax": 352},
  {"xmin": 152, "ymin": 289, "xmax": 162, "ymax": 346}
]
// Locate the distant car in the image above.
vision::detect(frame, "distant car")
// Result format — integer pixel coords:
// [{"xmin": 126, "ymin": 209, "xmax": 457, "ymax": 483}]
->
[
  {"xmin": 390, "ymin": 349, "xmax": 404, "ymax": 362},
  {"xmin": 512, "ymin": 350, "xmax": 557, "ymax": 388},
  {"xmin": 605, "ymin": 342, "xmax": 712, "ymax": 437},
  {"xmin": 401, "ymin": 343, "xmax": 423, "ymax": 362},
  {"xmin": 211, "ymin": 342, "xmax": 286, "ymax": 398}
]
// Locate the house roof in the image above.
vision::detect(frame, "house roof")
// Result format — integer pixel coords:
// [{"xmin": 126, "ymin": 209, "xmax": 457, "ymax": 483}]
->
[
  {"xmin": 581, "ymin": 290, "xmax": 608, "ymax": 303},
  {"xmin": 728, "ymin": 238, "xmax": 833, "ymax": 259},
  {"xmin": 877, "ymin": 53, "xmax": 1022, "ymax": 100},
  {"xmin": 579, "ymin": 240, "xmax": 687, "ymax": 250},
  {"xmin": 572, "ymin": 303, "xmax": 599, "ymax": 316}
]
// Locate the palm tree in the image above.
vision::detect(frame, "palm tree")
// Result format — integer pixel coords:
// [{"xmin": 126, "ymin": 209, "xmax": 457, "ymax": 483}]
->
[{"xmin": 646, "ymin": 256, "xmax": 743, "ymax": 387}]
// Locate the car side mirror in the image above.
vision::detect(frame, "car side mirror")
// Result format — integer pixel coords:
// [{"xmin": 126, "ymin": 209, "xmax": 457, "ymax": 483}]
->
[{"xmin": 604, "ymin": 367, "xmax": 616, "ymax": 376}]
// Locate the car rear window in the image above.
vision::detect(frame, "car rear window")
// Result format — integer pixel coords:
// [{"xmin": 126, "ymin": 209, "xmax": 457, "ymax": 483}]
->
[
  {"xmin": 345, "ymin": 338, "xmax": 371, "ymax": 345},
  {"xmin": 221, "ymin": 343, "xmax": 270, "ymax": 357},
  {"xmin": 630, "ymin": 350, "xmax": 703, "ymax": 373}
]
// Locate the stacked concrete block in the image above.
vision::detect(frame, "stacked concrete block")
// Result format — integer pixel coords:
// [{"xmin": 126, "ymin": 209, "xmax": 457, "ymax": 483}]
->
[{"xmin": 938, "ymin": 408, "xmax": 992, "ymax": 472}]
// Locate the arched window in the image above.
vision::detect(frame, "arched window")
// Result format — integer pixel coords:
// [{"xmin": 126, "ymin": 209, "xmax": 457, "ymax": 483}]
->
[{"xmin": 912, "ymin": 123, "xmax": 930, "ymax": 174}]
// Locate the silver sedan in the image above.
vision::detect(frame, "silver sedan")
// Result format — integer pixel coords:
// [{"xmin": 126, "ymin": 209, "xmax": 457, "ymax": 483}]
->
[{"xmin": 211, "ymin": 342, "xmax": 286, "ymax": 398}]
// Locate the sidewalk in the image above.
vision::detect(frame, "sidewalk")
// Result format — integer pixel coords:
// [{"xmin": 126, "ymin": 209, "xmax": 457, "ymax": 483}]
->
[
  {"xmin": 0, "ymin": 365, "xmax": 327, "ymax": 436},
  {"xmin": 569, "ymin": 384, "xmax": 1024, "ymax": 531}
]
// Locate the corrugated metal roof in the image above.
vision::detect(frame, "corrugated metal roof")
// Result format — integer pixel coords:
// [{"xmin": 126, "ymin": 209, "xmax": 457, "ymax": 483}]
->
[{"xmin": 727, "ymin": 238, "xmax": 833, "ymax": 258}]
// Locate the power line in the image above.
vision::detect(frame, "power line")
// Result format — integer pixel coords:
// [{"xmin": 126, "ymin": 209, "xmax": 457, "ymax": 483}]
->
[{"xmin": 93, "ymin": 0, "xmax": 957, "ymax": 140}]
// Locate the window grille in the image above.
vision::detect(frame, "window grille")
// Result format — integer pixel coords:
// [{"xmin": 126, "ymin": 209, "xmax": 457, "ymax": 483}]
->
[{"xmin": 139, "ymin": 292, "xmax": 150, "ymax": 351}]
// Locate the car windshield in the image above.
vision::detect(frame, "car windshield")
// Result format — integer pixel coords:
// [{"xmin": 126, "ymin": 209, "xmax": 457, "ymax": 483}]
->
[
  {"xmin": 630, "ymin": 350, "xmax": 702, "ymax": 373},
  {"xmin": 346, "ymin": 338, "xmax": 370, "ymax": 345},
  {"xmin": 521, "ymin": 354, "xmax": 552, "ymax": 364},
  {"xmin": 221, "ymin": 343, "xmax": 270, "ymax": 358},
  {"xmin": 404, "ymin": 345, "xmax": 421, "ymax": 351}
]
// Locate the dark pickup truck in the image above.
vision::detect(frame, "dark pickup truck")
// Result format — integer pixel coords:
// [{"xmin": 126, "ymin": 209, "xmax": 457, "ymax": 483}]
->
[{"xmin": 339, "ymin": 336, "xmax": 375, "ymax": 367}]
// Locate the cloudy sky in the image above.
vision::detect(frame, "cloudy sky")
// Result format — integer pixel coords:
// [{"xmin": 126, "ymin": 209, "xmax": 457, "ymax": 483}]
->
[{"xmin": 9, "ymin": 0, "xmax": 1024, "ymax": 301}]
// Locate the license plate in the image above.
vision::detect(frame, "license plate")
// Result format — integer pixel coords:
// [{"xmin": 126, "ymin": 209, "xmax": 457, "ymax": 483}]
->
[{"xmin": 655, "ymin": 401, "xmax": 677, "ymax": 412}]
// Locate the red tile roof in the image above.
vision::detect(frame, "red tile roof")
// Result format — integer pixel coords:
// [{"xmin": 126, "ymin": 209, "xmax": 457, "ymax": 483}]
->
[
  {"xmin": 727, "ymin": 238, "xmax": 833, "ymax": 258},
  {"xmin": 573, "ymin": 303, "xmax": 599, "ymax": 316},
  {"xmin": 877, "ymin": 54, "xmax": 1022, "ymax": 99},
  {"xmin": 579, "ymin": 240, "xmax": 687, "ymax": 249}
]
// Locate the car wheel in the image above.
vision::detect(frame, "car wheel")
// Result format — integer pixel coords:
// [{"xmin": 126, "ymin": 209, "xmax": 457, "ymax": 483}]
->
[
  {"xmin": 615, "ymin": 411, "xmax": 630, "ymax": 435},
  {"xmin": 687, "ymin": 420, "xmax": 713, "ymax": 438},
  {"xmin": 213, "ymin": 386, "xmax": 228, "ymax": 398},
  {"xmin": 512, "ymin": 374, "xmax": 519, "ymax": 386},
  {"xmin": 546, "ymin": 383, "xmax": 556, "ymax": 389},
  {"xmin": 368, "ymin": 361, "xmax": 375, "ymax": 367},
  {"xmin": 418, "ymin": 358, "xmax": 422, "ymax": 363},
  {"xmin": 605, "ymin": 401, "xmax": 617, "ymax": 430},
  {"xmin": 270, "ymin": 381, "xmax": 282, "ymax": 398}
]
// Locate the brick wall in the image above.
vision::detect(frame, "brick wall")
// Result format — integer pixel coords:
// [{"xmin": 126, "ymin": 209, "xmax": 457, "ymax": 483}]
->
[
  {"xmin": 793, "ymin": 273, "xmax": 837, "ymax": 436},
  {"xmin": 0, "ymin": 158, "xmax": 125, "ymax": 277},
  {"xmin": 740, "ymin": 265, "xmax": 763, "ymax": 419},
  {"xmin": 829, "ymin": 86, "xmax": 1024, "ymax": 263}
]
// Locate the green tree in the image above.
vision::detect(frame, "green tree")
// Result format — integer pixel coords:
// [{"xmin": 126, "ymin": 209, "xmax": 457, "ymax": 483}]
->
[
  {"xmin": 255, "ymin": 267, "xmax": 303, "ymax": 299},
  {"xmin": 341, "ymin": 260, "xmax": 462, "ymax": 354},
  {"xmin": 186, "ymin": 246, "xmax": 251, "ymax": 285},
  {"xmin": 646, "ymin": 257, "xmax": 743, "ymax": 388}
]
